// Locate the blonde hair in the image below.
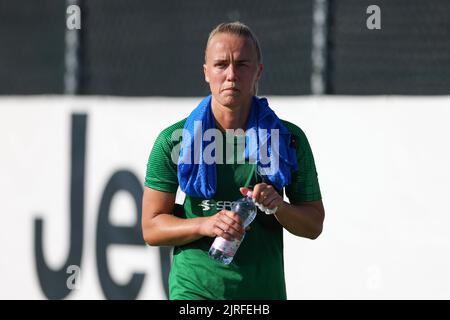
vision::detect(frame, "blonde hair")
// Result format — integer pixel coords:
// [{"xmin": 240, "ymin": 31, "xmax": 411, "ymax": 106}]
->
[{"xmin": 204, "ymin": 21, "xmax": 262, "ymax": 64}]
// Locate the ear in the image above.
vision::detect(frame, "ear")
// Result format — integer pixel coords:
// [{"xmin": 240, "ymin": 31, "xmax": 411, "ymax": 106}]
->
[
  {"xmin": 256, "ymin": 63, "xmax": 263, "ymax": 81},
  {"xmin": 203, "ymin": 64, "xmax": 210, "ymax": 83}
]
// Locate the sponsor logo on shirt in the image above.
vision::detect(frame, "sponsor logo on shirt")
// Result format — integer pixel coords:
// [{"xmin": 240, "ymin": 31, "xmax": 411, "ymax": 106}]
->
[
  {"xmin": 199, "ymin": 200, "xmax": 213, "ymax": 211},
  {"xmin": 199, "ymin": 200, "xmax": 235, "ymax": 211}
]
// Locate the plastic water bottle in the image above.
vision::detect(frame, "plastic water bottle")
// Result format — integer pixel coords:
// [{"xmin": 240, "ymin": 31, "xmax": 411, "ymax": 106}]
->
[{"xmin": 208, "ymin": 191, "xmax": 257, "ymax": 264}]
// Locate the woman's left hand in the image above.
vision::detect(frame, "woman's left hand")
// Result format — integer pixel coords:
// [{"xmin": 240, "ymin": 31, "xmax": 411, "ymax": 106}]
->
[{"xmin": 240, "ymin": 183, "xmax": 284, "ymax": 210}]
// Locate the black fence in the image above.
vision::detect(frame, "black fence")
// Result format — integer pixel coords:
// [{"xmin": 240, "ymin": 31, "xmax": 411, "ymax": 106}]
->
[
  {"xmin": 1, "ymin": 0, "xmax": 449, "ymax": 96},
  {"xmin": 330, "ymin": 0, "xmax": 450, "ymax": 94}
]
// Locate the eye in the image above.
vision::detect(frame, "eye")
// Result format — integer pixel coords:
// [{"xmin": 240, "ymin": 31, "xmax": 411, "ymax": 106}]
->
[{"xmin": 215, "ymin": 63, "xmax": 227, "ymax": 69}]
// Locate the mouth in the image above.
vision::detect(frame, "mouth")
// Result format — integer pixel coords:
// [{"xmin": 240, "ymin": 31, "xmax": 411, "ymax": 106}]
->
[{"xmin": 222, "ymin": 87, "xmax": 240, "ymax": 92}]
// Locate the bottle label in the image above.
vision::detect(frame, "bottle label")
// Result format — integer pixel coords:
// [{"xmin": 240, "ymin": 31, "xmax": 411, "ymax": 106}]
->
[{"xmin": 212, "ymin": 236, "xmax": 242, "ymax": 257}]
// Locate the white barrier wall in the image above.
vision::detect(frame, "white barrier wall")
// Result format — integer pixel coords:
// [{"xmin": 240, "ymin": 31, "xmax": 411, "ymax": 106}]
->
[{"xmin": 1, "ymin": 96, "xmax": 450, "ymax": 299}]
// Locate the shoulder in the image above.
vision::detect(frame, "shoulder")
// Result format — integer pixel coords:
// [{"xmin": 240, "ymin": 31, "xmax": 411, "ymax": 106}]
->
[
  {"xmin": 280, "ymin": 119, "xmax": 309, "ymax": 149},
  {"xmin": 156, "ymin": 118, "xmax": 187, "ymax": 142},
  {"xmin": 280, "ymin": 120, "xmax": 316, "ymax": 160},
  {"xmin": 152, "ymin": 118, "xmax": 187, "ymax": 150},
  {"xmin": 150, "ymin": 118, "xmax": 187, "ymax": 158},
  {"xmin": 280, "ymin": 120, "xmax": 305, "ymax": 137}
]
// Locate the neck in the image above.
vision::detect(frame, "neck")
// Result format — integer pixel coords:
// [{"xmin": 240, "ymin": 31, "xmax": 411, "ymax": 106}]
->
[{"xmin": 211, "ymin": 96, "xmax": 253, "ymax": 131}]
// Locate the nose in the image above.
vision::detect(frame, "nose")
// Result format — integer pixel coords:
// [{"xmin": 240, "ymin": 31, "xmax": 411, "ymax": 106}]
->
[{"xmin": 226, "ymin": 64, "xmax": 237, "ymax": 82}]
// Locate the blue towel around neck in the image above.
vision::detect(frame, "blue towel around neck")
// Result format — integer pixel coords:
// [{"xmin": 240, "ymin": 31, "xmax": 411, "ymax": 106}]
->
[{"xmin": 177, "ymin": 95, "xmax": 298, "ymax": 199}]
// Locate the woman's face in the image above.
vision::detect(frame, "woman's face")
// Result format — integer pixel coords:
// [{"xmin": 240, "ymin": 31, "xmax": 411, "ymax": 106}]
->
[{"xmin": 203, "ymin": 33, "xmax": 263, "ymax": 110}]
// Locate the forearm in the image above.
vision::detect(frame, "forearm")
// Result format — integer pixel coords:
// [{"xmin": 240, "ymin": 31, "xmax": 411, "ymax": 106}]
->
[
  {"xmin": 274, "ymin": 201, "xmax": 324, "ymax": 239},
  {"xmin": 143, "ymin": 214, "xmax": 207, "ymax": 247}
]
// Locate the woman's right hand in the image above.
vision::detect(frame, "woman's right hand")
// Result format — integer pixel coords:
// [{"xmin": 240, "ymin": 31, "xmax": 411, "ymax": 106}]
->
[{"xmin": 199, "ymin": 210, "xmax": 245, "ymax": 241}]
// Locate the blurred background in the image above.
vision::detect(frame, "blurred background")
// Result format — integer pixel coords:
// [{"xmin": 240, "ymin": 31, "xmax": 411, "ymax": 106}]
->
[{"xmin": 1, "ymin": 0, "xmax": 450, "ymax": 299}]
